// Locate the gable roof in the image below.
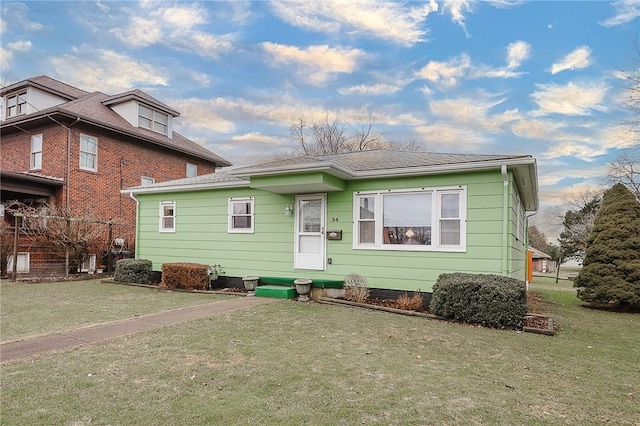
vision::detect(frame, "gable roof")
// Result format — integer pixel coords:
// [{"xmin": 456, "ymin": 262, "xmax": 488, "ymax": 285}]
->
[
  {"xmin": 529, "ymin": 246, "xmax": 552, "ymax": 259},
  {"xmin": 0, "ymin": 76, "xmax": 231, "ymax": 168},
  {"xmin": 0, "ymin": 75, "xmax": 89, "ymax": 100}
]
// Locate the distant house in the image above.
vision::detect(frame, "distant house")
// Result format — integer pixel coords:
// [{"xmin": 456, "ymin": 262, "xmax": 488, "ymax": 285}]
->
[
  {"xmin": 123, "ymin": 150, "xmax": 538, "ymax": 296},
  {"xmin": 529, "ymin": 246, "xmax": 555, "ymax": 273},
  {"xmin": 0, "ymin": 75, "xmax": 230, "ymax": 275}
]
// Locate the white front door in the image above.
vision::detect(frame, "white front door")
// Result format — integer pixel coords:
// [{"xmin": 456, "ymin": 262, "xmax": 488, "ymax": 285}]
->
[{"xmin": 295, "ymin": 194, "xmax": 326, "ymax": 270}]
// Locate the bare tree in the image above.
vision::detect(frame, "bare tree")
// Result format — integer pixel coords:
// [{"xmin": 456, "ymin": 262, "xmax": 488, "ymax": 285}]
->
[
  {"xmin": 620, "ymin": 41, "xmax": 640, "ymax": 132},
  {"xmin": 289, "ymin": 112, "xmax": 425, "ymax": 156},
  {"xmin": 607, "ymin": 145, "xmax": 640, "ymax": 200},
  {"xmin": 7, "ymin": 202, "xmax": 105, "ymax": 273}
]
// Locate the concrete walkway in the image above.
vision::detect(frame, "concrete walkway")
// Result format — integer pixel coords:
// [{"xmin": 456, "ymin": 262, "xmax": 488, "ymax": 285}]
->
[{"xmin": 0, "ymin": 296, "xmax": 281, "ymax": 363}]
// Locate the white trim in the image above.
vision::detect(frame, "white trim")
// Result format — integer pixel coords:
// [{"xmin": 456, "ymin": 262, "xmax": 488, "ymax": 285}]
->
[
  {"xmin": 228, "ymin": 197, "xmax": 254, "ymax": 233},
  {"xmin": 30, "ymin": 133, "xmax": 43, "ymax": 170},
  {"xmin": 141, "ymin": 176, "xmax": 155, "ymax": 186},
  {"xmin": 353, "ymin": 186, "xmax": 466, "ymax": 252},
  {"xmin": 80, "ymin": 254, "xmax": 97, "ymax": 272},
  {"xmin": 7, "ymin": 252, "xmax": 30, "ymax": 273},
  {"xmin": 159, "ymin": 201, "xmax": 176, "ymax": 233},
  {"xmin": 294, "ymin": 194, "xmax": 326, "ymax": 271},
  {"xmin": 186, "ymin": 162, "xmax": 197, "ymax": 178},
  {"xmin": 79, "ymin": 134, "xmax": 98, "ymax": 171},
  {"xmin": 138, "ymin": 103, "xmax": 169, "ymax": 136}
]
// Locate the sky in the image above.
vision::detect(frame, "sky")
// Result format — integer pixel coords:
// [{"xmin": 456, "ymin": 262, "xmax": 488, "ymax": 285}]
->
[{"xmin": 1, "ymin": 0, "xmax": 639, "ymax": 238}]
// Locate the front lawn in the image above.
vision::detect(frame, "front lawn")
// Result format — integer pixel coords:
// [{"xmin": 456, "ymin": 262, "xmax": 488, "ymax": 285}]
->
[
  {"xmin": 0, "ymin": 279, "xmax": 233, "ymax": 343},
  {"xmin": 1, "ymin": 277, "xmax": 638, "ymax": 425}
]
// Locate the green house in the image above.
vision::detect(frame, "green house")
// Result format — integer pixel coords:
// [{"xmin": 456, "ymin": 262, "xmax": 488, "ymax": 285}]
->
[{"xmin": 123, "ymin": 150, "xmax": 538, "ymax": 295}]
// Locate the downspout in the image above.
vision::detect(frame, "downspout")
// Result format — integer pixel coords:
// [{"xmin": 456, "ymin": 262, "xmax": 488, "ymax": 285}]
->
[
  {"xmin": 524, "ymin": 211, "xmax": 538, "ymax": 289},
  {"xmin": 129, "ymin": 192, "xmax": 139, "ymax": 259},
  {"xmin": 501, "ymin": 165, "xmax": 509, "ymax": 277},
  {"xmin": 66, "ymin": 118, "xmax": 81, "ymax": 208}
]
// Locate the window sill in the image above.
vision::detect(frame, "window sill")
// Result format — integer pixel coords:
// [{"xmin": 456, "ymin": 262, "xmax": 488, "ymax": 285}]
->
[{"xmin": 353, "ymin": 245, "xmax": 466, "ymax": 253}]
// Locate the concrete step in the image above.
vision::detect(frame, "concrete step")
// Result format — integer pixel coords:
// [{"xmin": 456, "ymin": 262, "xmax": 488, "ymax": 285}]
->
[{"xmin": 255, "ymin": 285, "xmax": 296, "ymax": 299}]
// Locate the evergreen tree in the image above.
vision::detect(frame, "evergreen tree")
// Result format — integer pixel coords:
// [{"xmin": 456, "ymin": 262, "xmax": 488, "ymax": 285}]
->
[{"xmin": 575, "ymin": 183, "xmax": 640, "ymax": 310}]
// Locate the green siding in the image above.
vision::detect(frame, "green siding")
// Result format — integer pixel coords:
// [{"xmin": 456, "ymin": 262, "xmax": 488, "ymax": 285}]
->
[{"xmin": 134, "ymin": 169, "xmax": 525, "ymax": 292}]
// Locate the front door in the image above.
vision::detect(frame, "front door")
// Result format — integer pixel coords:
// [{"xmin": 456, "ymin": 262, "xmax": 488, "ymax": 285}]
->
[{"xmin": 295, "ymin": 194, "xmax": 326, "ymax": 270}]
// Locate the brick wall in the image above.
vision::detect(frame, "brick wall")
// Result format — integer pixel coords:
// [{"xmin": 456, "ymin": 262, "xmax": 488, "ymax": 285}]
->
[{"xmin": 1, "ymin": 122, "xmax": 218, "ymax": 243}]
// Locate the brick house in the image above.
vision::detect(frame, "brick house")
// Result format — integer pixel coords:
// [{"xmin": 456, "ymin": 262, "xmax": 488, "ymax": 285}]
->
[{"xmin": 0, "ymin": 75, "xmax": 231, "ymax": 275}]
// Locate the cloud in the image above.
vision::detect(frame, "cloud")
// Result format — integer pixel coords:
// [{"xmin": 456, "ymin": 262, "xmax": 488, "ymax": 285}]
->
[
  {"xmin": 6, "ymin": 40, "xmax": 32, "ymax": 52},
  {"xmin": 109, "ymin": 3, "xmax": 234, "ymax": 59},
  {"xmin": 531, "ymin": 81, "xmax": 608, "ymax": 116},
  {"xmin": 440, "ymin": 0, "xmax": 523, "ymax": 34},
  {"xmin": 262, "ymin": 42, "xmax": 366, "ymax": 86},
  {"xmin": 415, "ymin": 54, "xmax": 471, "ymax": 88},
  {"xmin": 50, "ymin": 49, "xmax": 169, "ymax": 93},
  {"xmin": 414, "ymin": 123, "xmax": 490, "ymax": 150},
  {"xmin": 440, "ymin": 0, "xmax": 473, "ymax": 33},
  {"xmin": 600, "ymin": 0, "xmax": 640, "ymax": 27},
  {"xmin": 232, "ymin": 132, "xmax": 288, "ymax": 146},
  {"xmin": 506, "ymin": 41, "xmax": 531, "ymax": 69},
  {"xmin": 0, "ymin": 2, "xmax": 43, "ymax": 33},
  {"xmin": 337, "ymin": 83, "xmax": 404, "ymax": 95},
  {"xmin": 429, "ymin": 94, "xmax": 521, "ymax": 133},
  {"xmin": 269, "ymin": 0, "xmax": 438, "ymax": 46},
  {"xmin": 551, "ymin": 46, "xmax": 592, "ymax": 74},
  {"xmin": 0, "ymin": 40, "xmax": 32, "ymax": 71},
  {"xmin": 416, "ymin": 41, "xmax": 530, "ymax": 88}
]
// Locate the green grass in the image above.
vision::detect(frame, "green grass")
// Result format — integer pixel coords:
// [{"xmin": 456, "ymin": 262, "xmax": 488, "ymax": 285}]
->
[
  {"xmin": 0, "ymin": 279, "xmax": 234, "ymax": 343},
  {"xmin": 1, "ymin": 278, "xmax": 639, "ymax": 425}
]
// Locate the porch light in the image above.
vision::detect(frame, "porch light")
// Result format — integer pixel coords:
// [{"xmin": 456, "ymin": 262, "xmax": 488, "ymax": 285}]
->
[{"xmin": 284, "ymin": 204, "xmax": 293, "ymax": 216}]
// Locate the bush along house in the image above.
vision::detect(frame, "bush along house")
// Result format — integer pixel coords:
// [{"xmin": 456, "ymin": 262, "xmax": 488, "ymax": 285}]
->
[
  {"xmin": 0, "ymin": 75, "xmax": 230, "ymax": 276},
  {"xmin": 122, "ymin": 150, "xmax": 538, "ymax": 299}
]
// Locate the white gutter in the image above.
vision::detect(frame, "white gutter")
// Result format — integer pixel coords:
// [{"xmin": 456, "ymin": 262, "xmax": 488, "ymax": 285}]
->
[
  {"xmin": 121, "ymin": 179, "xmax": 249, "ymax": 196},
  {"xmin": 502, "ymin": 165, "xmax": 509, "ymax": 276},
  {"xmin": 524, "ymin": 210, "xmax": 538, "ymax": 289}
]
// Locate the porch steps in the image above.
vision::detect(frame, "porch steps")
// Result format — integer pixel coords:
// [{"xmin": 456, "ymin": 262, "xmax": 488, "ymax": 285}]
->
[{"xmin": 255, "ymin": 285, "xmax": 296, "ymax": 299}]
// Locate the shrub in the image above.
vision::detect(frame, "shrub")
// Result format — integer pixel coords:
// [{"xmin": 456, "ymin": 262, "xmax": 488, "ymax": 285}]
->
[
  {"xmin": 430, "ymin": 273, "xmax": 526, "ymax": 328},
  {"xmin": 575, "ymin": 183, "xmax": 640, "ymax": 310},
  {"xmin": 113, "ymin": 259, "xmax": 152, "ymax": 284},
  {"xmin": 343, "ymin": 273, "xmax": 370, "ymax": 303},
  {"xmin": 395, "ymin": 291, "xmax": 423, "ymax": 311},
  {"xmin": 161, "ymin": 263, "xmax": 209, "ymax": 290}
]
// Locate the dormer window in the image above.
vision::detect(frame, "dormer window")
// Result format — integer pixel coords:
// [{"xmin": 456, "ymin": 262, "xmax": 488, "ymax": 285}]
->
[
  {"xmin": 138, "ymin": 104, "xmax": 168, "ymax": 135},
  {"xmin": 5, "ymin": 90, "xmax": 27, "ymax": 118}
]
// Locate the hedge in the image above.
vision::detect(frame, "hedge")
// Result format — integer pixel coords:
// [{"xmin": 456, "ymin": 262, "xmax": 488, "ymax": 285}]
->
[
  {"xmin": 430, "ymin": 273, "xmax": 526, "ymax": 328},
  {"xmin": 113, "ymin": 259, "xmax": 152, "ymax": 284},
  {"xmin": 161, "ymin": 263, "xmax": 209, "ymax": 290}
]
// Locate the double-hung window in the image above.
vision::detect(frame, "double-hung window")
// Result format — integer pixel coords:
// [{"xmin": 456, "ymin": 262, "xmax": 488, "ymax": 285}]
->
[
  {"xmin": 139, "ymin": 104, "xmax": 169, "ymax": 135},
  {"xmin": 159, "ymin": 201, "xmax": 176, "ymax": 232},
  {"xmin": 186, "ymin": 163, "xmax": 197, "ymax": 178},
  {"xmin": 354, "ymin": 186, "xmax": 466, "ymax": 251},
  {"xmin": 30, "ymin": 134, "xmax": 43, "ymax": 170},
  {"xmin": 228, "ymin": 197, "xmax": 254, "ymax": 233},
  {"xmin": 79, "ymin": 134, "xmax": 98, "ymax": 171},
  {"xmin": 5, "ymin": 91, "xmax": 27, "ymax": 118}
]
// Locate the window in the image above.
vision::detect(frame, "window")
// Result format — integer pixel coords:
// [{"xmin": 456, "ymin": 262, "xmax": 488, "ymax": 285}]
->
[
  {"xmin": 228, "ymin": 197, "xmax": 254, "ymax": 233},
  {"xmin": 79, "ymin": 134, "xmax": 97, "ymax": 171},
  {"xmin": 186, "ymin": 163, "xmax": 197, "ymax": 178},
  {"xmin": 354, "ymin": 187, "xmax": 466, "ymax": 251},
  {"xmin": 7, "ymin": 252, "xmax": 30, "ymax": 273},
  {"xmin": 31, "ymin": 134, "xmax": 43, "ymax": 169},
  {"xmin": 5, "ymin": 91, "xmax": 27, "ymax": 118},
  {"xmin": 159, "ymin": 201, "xmax": 176, "ymax": 232},
  {"xmin": 141, "ymin": 176, "xmax": 155, "ymax": 186},
  {"xmin": 138, "ymin": 104, "xmax": 169, "ymax": 135},
  {"xmin": 81, "ymin": 254, "xmax": 97, "ymax": 272}
]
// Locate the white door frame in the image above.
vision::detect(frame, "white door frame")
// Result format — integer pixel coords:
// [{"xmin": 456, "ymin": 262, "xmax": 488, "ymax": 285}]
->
[{"xmin": 294, "ymin": 194, "xmax": 326, "ymax": 271}]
